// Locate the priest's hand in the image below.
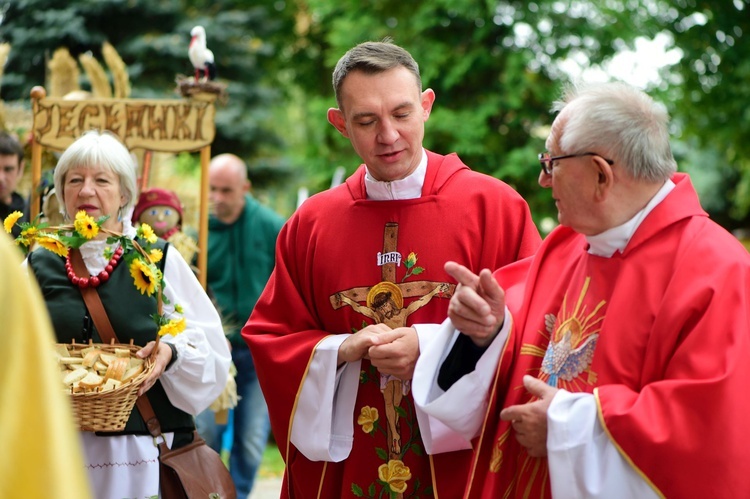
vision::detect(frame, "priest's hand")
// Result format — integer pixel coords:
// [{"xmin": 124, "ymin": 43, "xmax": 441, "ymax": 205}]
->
[
  {"xmin": 338, "ymin": 323, "xmax": 392, "ymax": 365},
  {"xmin": 368, "ymin": 327, "xmax": 419, "ymax": 380},
  {"xmin": 444, "ymin": 261, "xmax": 506, "ymax": 347},
  {"xmin": 499, "ymin": 375, "xmax": 558, "ymax": 457}
]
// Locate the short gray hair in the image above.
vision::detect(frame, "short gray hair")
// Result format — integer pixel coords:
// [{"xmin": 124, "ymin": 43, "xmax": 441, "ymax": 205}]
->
[
  {"xmin": 553, "ymin": 81, "xmax": 676, "ymax": 182},
  {"xmin": 332, "ymin": 39, "xmax": 421, "ymax": 110},
  {"xmin": 53, "ymin": 130, "xmax": 138, "ymax": 216}
]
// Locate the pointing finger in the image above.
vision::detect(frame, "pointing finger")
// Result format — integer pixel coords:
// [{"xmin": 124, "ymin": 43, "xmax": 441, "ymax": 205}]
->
[{"xmin": 444, "ymin": 261, "xmax": 481, "ymax": 289}]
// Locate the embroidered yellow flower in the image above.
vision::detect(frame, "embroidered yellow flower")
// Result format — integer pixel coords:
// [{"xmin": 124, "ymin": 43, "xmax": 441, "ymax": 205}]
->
[
  {"xmin": 3, "ymin": 211, "xmax": 22, "ymax": 233},
  {"xmin": 174, "ymin": 304, "xmax": 184, "ymax": 314},
  {"xmin": 138, "ymin": 223, "xmax": 158, "ymax": 244},
  {"xmin": 73, "ymin": 211, "xmax": 99, "ymax": 239},
  {"xmin": 158, "ymin": 317, "xmax": 187, "ymax": 337},
  {"xmin": 405, "ymin": 251, "xmax": 417, "ymax": 267},
  {"xmin": 36, "ymin": 235, "xmax": 69, "ymax": 257},
  {"xmin": 130, "ymin": 258, "xmax": 159, "ymax": 296},
  {"xmin": 149, "ymin": 248, "xmax": 163, "ymax": 263},
  {"xmin": 378, "ymin": 459, "xmax": 411, "ymax": 494},
  {"xmin": 357, "ymin": 406, "xmax": 379, "ymax": 434}
]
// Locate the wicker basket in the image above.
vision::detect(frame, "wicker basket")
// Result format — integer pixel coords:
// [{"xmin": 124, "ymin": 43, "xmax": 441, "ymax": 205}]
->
[{"xmin": 60, "ymin": 340, "xmax": 154, "ymax": 432}]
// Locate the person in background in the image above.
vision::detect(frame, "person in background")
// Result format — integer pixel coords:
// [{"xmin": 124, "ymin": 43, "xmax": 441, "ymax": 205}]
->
[
  {"xmin": 0, "ymin": 231, "xmax": 92, "ymax": 499},
  {"xmin": 194, "ymin": 152, "xmax": 285, "ymax": 498},
  {"xmin": 243, "ymin": 39, "xmax": 540, "ymax": 498},
  {"xmin": 17, "ymin": 130, "xmax": 231, "ymax": 498},
  {"xmin": 411, "ymin": 81, "xmax": 750, "ymax": 498},
  {"xmin": 0, "ymin": 131, "xmax": 27, "ymax": 238}
]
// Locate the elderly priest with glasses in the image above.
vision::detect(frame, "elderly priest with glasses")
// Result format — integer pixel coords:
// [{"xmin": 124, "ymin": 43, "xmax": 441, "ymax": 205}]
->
[{"xmin": 410, "ymin": 81, "xmax": 750, "ymax": 498}]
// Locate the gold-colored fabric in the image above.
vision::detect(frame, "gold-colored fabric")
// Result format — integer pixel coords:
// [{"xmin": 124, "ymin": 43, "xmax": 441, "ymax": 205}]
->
[{"xmin": 0, "ymin": 236, "xmax": 92, "ymax": 498}]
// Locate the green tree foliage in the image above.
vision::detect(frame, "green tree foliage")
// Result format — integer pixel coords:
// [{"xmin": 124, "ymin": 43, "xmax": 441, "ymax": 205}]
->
[
  {"xmin": 268, "ymin": 1, "xmax": 651, "ymax": 226},
  {"xmin": 0, "ymin": 0, "xmax": 293, "ymax": 183},
  {"xmin": 654, "ymin": 0, "xmax": 750, "ymax": 229},
  {"xmin": 3, "ymin": 1, "xmax": 749, "ymax": 229},
  {"xmin": 270, "ymin": 0, "xmax": 750, "ymax": 230}
]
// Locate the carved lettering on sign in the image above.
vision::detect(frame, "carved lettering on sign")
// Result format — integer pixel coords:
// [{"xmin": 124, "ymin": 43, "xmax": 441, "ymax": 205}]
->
[{"xmin": 32, "ymin": 98, "xmax": 216, "ymax": 152}]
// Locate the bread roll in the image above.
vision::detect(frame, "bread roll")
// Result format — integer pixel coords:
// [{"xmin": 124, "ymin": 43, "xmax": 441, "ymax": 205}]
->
[
  {"xmin": 122, "ymin": 364, "xmax": 145, "ymax": 383},
  {"xmin": 63, "ymin": 368, "xmax": 89, "ymax": 386},
  {"xmin": 78, "ymin": 371, "xmax": 104, "ymax": 390},
  {"xmin": 82, "ymin": 349, "xmax": 102, "ymax": 368}
]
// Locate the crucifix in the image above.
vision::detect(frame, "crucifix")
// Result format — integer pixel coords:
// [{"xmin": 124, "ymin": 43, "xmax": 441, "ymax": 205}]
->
[{"xmin": 330, "ymin": 222, "xmax": 454, "ymax": 461}]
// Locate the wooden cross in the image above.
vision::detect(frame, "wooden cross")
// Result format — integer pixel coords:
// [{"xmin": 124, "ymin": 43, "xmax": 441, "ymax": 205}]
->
[
  {"xmin": 329, "ymin": 222, "xmax": 455, "ymax": 319},
  {"xmin": 329, "ymin": 222, "xmax": 454, "ymax": 462}
]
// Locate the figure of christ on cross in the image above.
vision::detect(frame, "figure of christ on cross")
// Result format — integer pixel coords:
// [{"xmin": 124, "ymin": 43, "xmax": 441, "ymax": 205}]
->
[{"xmin": 329, "ymin": 222, "xmax": 455, "ymax": 461}]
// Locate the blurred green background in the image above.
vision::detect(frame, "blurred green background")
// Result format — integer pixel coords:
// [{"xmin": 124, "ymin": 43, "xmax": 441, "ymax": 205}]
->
[
  {"xmin": 3, "ymin": 0, "xmax": 748, "ymax": 480},
  {"xmin": 2, "ymin": 0, "xmax": 748, "ymax": 237}
]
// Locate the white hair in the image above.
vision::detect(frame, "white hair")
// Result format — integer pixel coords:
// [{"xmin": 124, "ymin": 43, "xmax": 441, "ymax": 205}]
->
[{"xmin": 553, "ymin": 81, "xmax": 676, "ymax": 182}]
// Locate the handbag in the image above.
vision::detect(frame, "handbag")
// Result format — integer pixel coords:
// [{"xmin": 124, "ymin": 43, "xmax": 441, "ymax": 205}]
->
[
  {"xmin": 136, "ymin": 399, "xmax": 236, "ymax": 499},
  {"xmin": 72, "ymin": 249, "xmax": 237, "ymax": 499}
]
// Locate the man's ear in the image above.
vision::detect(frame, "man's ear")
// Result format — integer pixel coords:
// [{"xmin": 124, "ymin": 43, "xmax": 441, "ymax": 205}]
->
[
  {"xmin": 18, "ymin": 159, "xmax": 25, "ymax": 176},
  {"xmin": 327, "ymin": 108, "xmax": 349, "ymax": 138},
  {"xmin": 593, "ymin": 156, "xmax": 614, "ymax": 201},
  {"xmin": 421, "ymin": 88, "xmax": 436, "ymax": 120}
]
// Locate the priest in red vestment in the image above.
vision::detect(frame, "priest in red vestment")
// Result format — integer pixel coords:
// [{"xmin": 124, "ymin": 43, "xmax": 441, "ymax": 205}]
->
[
  {"xmin": 412, "ymin": 81, "xmax": 750, "ymax": 498},
  {"xmin": 242, "ymin": 41, "xmax": 541, "ymax": 498}
]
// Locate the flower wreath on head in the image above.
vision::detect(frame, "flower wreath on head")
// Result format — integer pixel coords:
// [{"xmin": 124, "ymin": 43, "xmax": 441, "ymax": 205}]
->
[{"xmin": 4, "ymin": 210, "xmax": 185, "ymax": 338}]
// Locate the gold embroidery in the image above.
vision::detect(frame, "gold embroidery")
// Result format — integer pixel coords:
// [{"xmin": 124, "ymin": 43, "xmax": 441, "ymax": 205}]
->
[{"xmin": 490, "ymin": 429, "xmax": 510, "ymax": 472}]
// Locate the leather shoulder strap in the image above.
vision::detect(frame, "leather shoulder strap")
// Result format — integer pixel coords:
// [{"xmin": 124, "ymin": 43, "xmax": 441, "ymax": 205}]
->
[{"xmin": 70, "ymin": 249, "xmax": 118, "ymax": 344}]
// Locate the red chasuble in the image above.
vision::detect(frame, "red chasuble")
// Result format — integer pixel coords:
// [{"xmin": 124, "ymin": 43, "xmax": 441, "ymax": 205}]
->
[
  {"xmin": 243, "ymin": 151, "xmax": 541, "ymax": 498},
  {"xmin": 467, "ymin": 173, "xmax": 750, "ymax": 498}
]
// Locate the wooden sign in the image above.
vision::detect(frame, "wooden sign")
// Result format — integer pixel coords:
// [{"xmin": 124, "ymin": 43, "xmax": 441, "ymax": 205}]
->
[{"xmin": 31, "ymin": 94, "xmax": 215, "ymax": 152}]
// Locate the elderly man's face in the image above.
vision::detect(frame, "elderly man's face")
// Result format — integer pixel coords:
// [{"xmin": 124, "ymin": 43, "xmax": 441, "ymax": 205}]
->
[{"xmin": 539, "ymin": 114, "xmax": 603, "ymax": 235}]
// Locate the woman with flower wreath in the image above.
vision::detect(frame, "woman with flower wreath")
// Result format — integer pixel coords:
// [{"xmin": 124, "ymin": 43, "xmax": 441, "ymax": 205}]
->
[{"xmin": 5, "ymin": 130, "xmax": 231, "ymax": 498}]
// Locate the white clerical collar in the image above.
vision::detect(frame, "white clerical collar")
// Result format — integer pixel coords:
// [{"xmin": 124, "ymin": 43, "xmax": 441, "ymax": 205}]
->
[
  {"xmin": 364, "ymin": 149, "xmax": 427, "ymax": 200},
  {"xmin": 586, "ymin": 179, "xmax": 676, "ymax": 257}
]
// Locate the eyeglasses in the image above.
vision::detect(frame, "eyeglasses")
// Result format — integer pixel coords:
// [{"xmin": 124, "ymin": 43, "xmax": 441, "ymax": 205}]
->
[{"xmin": 538, "ymin": 152, "xmax": 614, "ymax": 175}]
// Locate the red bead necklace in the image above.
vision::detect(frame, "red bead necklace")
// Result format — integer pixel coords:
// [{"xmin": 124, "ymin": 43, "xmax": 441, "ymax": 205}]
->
[{"xmin": 65, "ymin": 246, "xmax": 124, "ymax": 288}]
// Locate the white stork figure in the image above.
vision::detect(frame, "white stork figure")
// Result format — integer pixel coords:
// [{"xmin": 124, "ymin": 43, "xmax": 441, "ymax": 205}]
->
[{"xmin": 189, "ymin": 25, "xmax": 216, "ymax": 81}]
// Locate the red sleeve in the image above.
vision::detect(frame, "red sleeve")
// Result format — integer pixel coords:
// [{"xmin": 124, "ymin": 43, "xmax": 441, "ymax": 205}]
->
[
  {"xmin": 597, "ymin": 228, "xmax": 750, "ymax": 497},
  {"xmin": 241, "ymin": 213, "xmax": 327, "ymax": 460}
]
